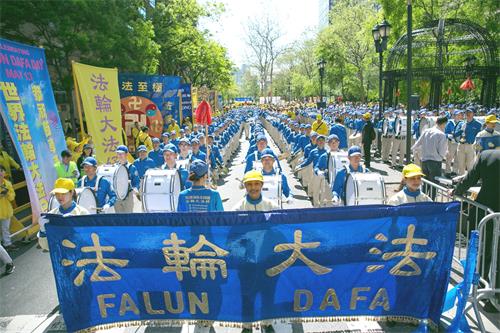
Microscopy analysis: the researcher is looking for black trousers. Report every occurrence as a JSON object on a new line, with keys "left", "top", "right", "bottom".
{"left": 422, "top": 160, "right": 442, "bottom": 200}
{"left": 363, "top": 143, "right": 372, "bottom": 167}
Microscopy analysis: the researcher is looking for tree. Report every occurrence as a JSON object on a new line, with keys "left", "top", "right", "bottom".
{"left": 151, "top": 0, "right": 233, "bottom": 91}
{"left": 317, "top": 0, "right": 379, "bottom": 102}
{"left": 239, "top": 69, "right": 260, "bottom": 100}
{"left": 245, "top": 16, "right": 287, "bottom": 99}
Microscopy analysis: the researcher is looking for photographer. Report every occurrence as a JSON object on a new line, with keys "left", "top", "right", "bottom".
{"left": 0, "top": 165, "right": 16, "bottom": 250}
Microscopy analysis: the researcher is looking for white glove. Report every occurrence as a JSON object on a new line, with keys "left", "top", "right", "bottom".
{"left": 101, "top": 204, "right": 111, "bottom": 212}
{"left": 132, "top": 188, "right": 139, "bottom": 195}
{"left": 332, "top": 196, "right": 340, "bottom": 205}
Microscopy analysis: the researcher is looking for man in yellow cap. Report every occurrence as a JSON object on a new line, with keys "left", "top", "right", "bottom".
{"left": 387, "top": 164, "right": 432, "bottom": 205}
{"left": 233, "top": 170, "right": 279, "bottom": 211}
{"left": 312, "top": 114, "right": 329, "bottom": 136}
{"left": 38, "top": 178, "right": 89, "bottom": 251}
{"left": 475, "top": 114, "right": 500, "bottom": 151}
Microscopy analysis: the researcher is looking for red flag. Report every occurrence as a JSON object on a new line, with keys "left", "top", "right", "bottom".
{"left": 195, "top": 100, "right": 212, "bottom": 125}
{"left": 459, "top": 77, "right": 475, "bottom": 91}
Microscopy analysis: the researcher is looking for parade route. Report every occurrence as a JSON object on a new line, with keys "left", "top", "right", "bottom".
{"left": 1, "top": 127, "right": 498, "bottom": 333}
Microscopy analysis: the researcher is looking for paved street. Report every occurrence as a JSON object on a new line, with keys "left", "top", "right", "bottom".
{"left": 0, "top": 128, "right": 497, "bottom": 333}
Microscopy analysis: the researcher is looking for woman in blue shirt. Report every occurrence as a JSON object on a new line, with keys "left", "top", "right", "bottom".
{"left": 177, "top": 160, "right": 224, "bottom": 212}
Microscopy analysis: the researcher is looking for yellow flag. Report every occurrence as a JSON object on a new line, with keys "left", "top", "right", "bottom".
{"left": 72, "top": 62, "right": 124, "bottom": 164}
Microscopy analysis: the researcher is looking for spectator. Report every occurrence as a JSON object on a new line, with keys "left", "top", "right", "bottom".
{"left": 0, "top": 165, "right": 16, "bottom": 251}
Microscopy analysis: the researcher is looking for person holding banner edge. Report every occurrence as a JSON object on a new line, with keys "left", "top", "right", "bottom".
{"left": 38, "top": 178, "right": 89, "bottom": 251}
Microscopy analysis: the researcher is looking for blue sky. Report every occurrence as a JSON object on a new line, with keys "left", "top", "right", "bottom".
{"left": 200, "top": 0, "right": 319, "bottom": 67}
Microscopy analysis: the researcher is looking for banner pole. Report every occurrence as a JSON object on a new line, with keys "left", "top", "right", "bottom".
{"left": 71, "top": 61, "right": 86, "bottom": 140}
{"left": 178, "top": 89, "right": 183, "bottom": 126}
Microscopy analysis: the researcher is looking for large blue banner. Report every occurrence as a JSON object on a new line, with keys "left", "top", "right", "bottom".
{"left": 0, "top": 38, "right": 67, "bottom": 219}
{"left": 45, "top": 203, "right": 459, "bottom": 332}
{"left": 118, "top": 74, "right": 182, "bottom": 140}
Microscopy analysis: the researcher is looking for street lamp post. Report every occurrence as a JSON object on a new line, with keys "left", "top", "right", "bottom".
{"left": 406, "top": 0, "right": 413, "bottom": 164}
{"left": 318, "top": 59, "right": 326, "bottom": 108}
{"left": 288, "top": 80, "right": 292, "bottom": 102}
{"left": 372, "top": 18, "right": 391, "bottom": 155}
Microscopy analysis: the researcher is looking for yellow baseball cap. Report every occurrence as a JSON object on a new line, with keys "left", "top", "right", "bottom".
{"left": 243, "top": 170, "right": 264, "bottom": 183}
{"left": 363, "top": 112, "right": 372, "bottom": 119}
{"left": 485, "top": 115, "right": 497, "bottom": 124}
{"left": 51, "top": 178, "right": 75, "bottom": 194}
{"left": 402, "top": 164, "right": 425, "bottom": 178}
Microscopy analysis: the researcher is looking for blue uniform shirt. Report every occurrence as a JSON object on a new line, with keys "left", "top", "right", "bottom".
{"left": 190, "top": 150, "right": 207, "bottom": 162}
{"left": 148, "top": 149, "right": 164, "bottom": 167}
{"left": 331, "top": 165, "right": 368, "bottom": 201}
{"left": 177, "top": 186, "right": 224, "bottom": 212}
{"left": 454, "top": 119, "right": 483, "bottom": 144}
{"left": 78, "top": 175, "right": 117, "bottom": 208}
{"left": 119, "top": 162, "right": 140, "bottom": 190}
{"left": 297, "top": 147, "right": 326, "bottom": 169}
{"left": 329, "top": 124, "right": 348, "bottom": 149}
{"left": 133, "top": 157, "right": 156, "bottom": 179}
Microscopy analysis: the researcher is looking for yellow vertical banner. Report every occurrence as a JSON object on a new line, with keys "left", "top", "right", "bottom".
{"left": 192, "top": 86, "right": 198, "bottom": 109}
{"left": 72, "top": 62, "right": 124, "bottom": 164}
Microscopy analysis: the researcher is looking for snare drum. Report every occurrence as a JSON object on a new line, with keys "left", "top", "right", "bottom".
{"left": 327, "top": 151, "right": 349, "bottom": 185}
{"left": 141, "top": 169, "right": 181, "bottom": 212}
{"left": 48, "top": 188, "right": 97, "bottom": 214}
{"left": 344, "top": 172, "right": 386, "bottom": 206}
{"left": 97, "top": 164, "right": 129, "bottom": 200}
{"left": 262, "top": 174, "right": 283, "bottom": 208}
{"left": 394, "top": 117, "right": 407, "bottom": 137}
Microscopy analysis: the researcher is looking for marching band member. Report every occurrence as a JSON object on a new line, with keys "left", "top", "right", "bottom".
{"left": 296, "top": 134, "right": 327, "bottom": 195}
{"left": 387, "top": 164, "right": 432, "bottom": 205}
{"left": 133, "top": 145, "right": 156, "bottom": 179}
{"left": 313, "top": 134, "right": 342, "bottom": 206}
{"left": 177, "top": 160, "right": 223, "bottom": 212}
{"left": 114, "top": 145, "right": 140, "bottom": 213}
{"left": 148, "top": 138, "right": 164, "bottom": 167}
{"left": 54, "top": 150, "right": 79, "bottom": 185}
{"left": 245, "top": 134, "right": 279, "bottom": 173}
{"left": 391, "top": 110, "right": 406, "bottom": 168}
{"left": 79, "top": 157, "right": 117, "bottom": 213}
{"left": 233, "top": 170, "right": 279, "bottom": 211}
{"left": 260, "top": 148, "right": 290, "bottom": 198}
{"left": 159, "top": 132, "right": 171, "bottom": 149}
{"left": 190, "top": 138, "right": 207, "bottom": 162}
{"left": 444, "top": 110, "right": 463, "bottom": 176}
{"left": 329, "top": 117, "right": 348, "bottom": 149}
{"left": 38, "top": 178, "right": 89, "bottom": 251}
{"left": 177, "top": 138, "right": 191, "bottom": 160}
{"left": 331, "top": 146, "right": 369, "bottom": 205}
{"left": 312, "top": 114, "right": 329, "bottom": 136}
{"left": 162, "top": 144, "right": 189, "bottom": 189}
{"left": 379, "top": 111, "right": 394, "bottom": 163}
{"left": 475, "top": 114, "right": 499, "bottom": 151}
{"left": 454, "top": 108, "right": 482, "bottom": 175}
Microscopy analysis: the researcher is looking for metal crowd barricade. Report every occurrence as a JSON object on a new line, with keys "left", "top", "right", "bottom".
{"left": 421, "top": 179, "right": 498, "bottom": 332}
{"left": 469, "top": 212, "right": 500, "bottom": 332}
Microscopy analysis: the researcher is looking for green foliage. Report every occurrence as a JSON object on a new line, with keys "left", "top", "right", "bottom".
{"left": 317, "top": 0, "right": 380, "bottom": 102}
{"left": 0, "top": 0, "right": 234, "bottom": 93}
